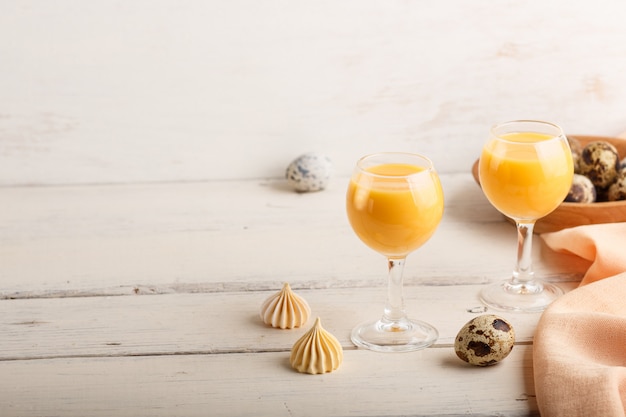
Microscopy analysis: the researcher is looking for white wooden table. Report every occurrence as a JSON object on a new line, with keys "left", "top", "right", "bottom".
{"left": 0, "top": 172, "right": 586, "bottom": 416}
{"left": 2, "top": 1, "right": 625, "bottom": 415}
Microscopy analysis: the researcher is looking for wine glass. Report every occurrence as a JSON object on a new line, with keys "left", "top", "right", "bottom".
{"left": 346, "top": 152, "right": 444, "bottom": 352}
{"left": 478, "top": 120, "right": 574, "bottom": 312}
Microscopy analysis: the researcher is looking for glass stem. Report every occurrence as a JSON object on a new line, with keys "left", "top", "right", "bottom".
{"left": 383, "top": 258, "right": 408, "bottom": 323}
{"left": 512, "top": 220, "right": 536, "bottom": 286}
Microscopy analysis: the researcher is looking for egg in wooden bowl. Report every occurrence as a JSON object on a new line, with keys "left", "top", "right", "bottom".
{"left": 472, "top": 135, "right": 626, "bottom": 234}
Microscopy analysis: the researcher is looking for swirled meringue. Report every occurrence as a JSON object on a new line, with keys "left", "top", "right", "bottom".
{"left": 260, "top": 283, "right": 310, "bottom": 329}
{"left": 290, "top": 317, "right": 343, "bottom": 374}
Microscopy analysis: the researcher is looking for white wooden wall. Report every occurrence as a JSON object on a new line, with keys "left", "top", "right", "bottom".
{"left": 2, "top": 0, "right": 626, "bottom": 186}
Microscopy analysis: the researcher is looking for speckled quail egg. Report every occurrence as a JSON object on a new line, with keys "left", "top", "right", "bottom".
{"left": 454, "top": 314, "right": 515, "bottom": 367}
{"left": 607, "top": 169, "right": 626, "bottom": 201}
{"left": 285, "top": 153, "right": 333, "bottom": 192}
{"left": 565, "top": 174, "right": 596, "bottom": 203}
{"left": 579, "top": 141, "right": 620, "bottom": 189}
{"left": 567, "top": 136, "right": 583, "bottom": 173}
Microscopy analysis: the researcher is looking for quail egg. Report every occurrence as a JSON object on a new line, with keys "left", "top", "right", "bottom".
{"left": 285, "top": 153, "right": 333, "bottom": 192}
{"left": 579, "top": 141, "right": 620, "bottom": 189}
{"left": 454, "top": 314, "right": 515, "bottom": 367}
{"left": 607, "top": 169, "right": 626, "bottom": 201}
{"left": 565, "top": 174, "right": 596, "bottom": 203}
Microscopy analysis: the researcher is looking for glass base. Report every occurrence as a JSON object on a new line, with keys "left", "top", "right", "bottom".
{"left": 350, "top": 317, "right": 438, "bottom": 352}
{"left": 480, "top": 279, "right": 563, "bottom": 313}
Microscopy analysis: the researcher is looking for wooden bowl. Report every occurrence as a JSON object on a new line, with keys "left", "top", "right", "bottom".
{"left": 471, "top": 135, "right": 626, "bottom": 234}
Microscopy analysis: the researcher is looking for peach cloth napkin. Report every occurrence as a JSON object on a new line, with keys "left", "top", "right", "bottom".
{"left": 541, "top": 222, "right": 626, "bottom": 286}
{"left": 534, "top": 223, "right": 626, "bottom": 417}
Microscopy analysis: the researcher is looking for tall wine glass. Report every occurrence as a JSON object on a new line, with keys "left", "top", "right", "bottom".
{"left": 478, "top": 120, "right": 574, "bottom": 312}
{"left": 346, "top": 152, "right": 444, "bottom": 352}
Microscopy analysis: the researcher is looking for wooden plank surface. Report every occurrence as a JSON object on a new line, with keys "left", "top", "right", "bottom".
{"left": 0, "top": 174, "right": 586, "bottom": 297}
{"left": 0, "top": 172, "right": 587, "bottom": 416}
{"left": 0, "top": 284, "right": 578, "bottom": 362}
{"left": 1, "top": 1, "right": 626, "bottom": 185}
{"left": 0, "top": 2, "right": 617, "bottom": 415}
{"left": 0, "top": 347, "right": 539, "bottom": 417}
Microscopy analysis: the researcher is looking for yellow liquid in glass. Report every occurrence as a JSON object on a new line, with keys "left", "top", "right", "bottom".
{"left": 479, "top": 132, "right": 574, "bottom": 220}
{"left": 346, "top": 163, "right": 444, "bottom": 258}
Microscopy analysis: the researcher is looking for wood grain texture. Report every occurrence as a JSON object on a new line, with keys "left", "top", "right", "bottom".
{"left": 0, "top": 173, "right": 586, "bottom": 415}
{"left": 0, "top": 173, "right": 586, "bottom": 416}
{"left": 0, "top": 174, "right": 586, "bottom": 297}
{"left": 1, "top": 284, "right": 582, "bottom": 361}
{"left": 1, "top": 3, "right": 613, "bottom": 412}
{"left": 0, "top": 172, "right": 585, "bottom": 417}
{"left": 0, "top": 347, "right": 538, "bottom": 417}
{"left": 1, "top": 0, "right": 626, "bottom": 185}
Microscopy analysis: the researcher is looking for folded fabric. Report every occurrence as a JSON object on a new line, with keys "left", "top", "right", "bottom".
{"left": 534, "top": 223, "right": 626, "bottom": 416}
{"left": 541, "top": 222, "right": 626, "bottom": 286}
{"left": 533, "top": 273, "right": 626, "bottom": 417}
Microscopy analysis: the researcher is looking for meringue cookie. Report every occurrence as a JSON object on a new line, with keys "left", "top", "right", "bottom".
{"left": 260, "top": 283, "right": 310, "bottom": 329}
{"left": 290, "top": 317, "right": 343, "bottom": 374}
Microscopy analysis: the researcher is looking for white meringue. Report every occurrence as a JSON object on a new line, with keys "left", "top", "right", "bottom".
{"left": 260, "top": 283, "right": 310, "bottom": 329}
